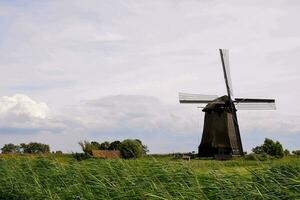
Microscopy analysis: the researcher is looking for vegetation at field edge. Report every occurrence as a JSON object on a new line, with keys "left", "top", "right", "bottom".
{"left": 0, "top": 154, "right": 300, "bottom": 199}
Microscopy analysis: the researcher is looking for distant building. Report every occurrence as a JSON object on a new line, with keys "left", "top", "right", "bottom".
{"left": 92, "top": 150, "right": 121, "bottom": 158}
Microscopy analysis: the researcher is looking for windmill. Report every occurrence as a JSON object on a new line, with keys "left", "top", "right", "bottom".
{"left": 179, "top": 49, "right": 276, "bottom": 157}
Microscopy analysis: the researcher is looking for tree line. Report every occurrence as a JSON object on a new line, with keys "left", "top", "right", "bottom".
{"left": 2, "top": 138, "right": 300, "bottom": 159}
{"left": 1, "top": 142, "right": 50, "bottom": 154}
{"left": 0, "top": 139, "right": 149, "bottom": 159}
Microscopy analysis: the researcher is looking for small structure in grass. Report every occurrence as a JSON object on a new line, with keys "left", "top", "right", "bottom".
{"left": 92, "top": 150, "right": 121, "bottom": 158}
{"left": 182, "top": 155, "right": 190, "bottom": 161}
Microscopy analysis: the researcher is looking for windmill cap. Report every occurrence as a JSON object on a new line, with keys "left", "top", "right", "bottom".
{"left": 202, "top": 95, "right": 231, "bottom": 112}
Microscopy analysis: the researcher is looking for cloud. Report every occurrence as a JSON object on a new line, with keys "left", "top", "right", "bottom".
{"left": 66, "top": 95, "right": 200, "bottom": 134}
{"left": 0, "top": 94, "right": 49, "bottom": 119}
{"left": 0, "top": 94, "right": 65, "bottom": 136}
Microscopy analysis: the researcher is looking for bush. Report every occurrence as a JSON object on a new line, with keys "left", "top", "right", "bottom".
{"left": 54, "top": 151, "right": 63, "bottom": 155}
{"left": 245, "top": 153, "right": 271, "bottom": 161}
{"left": 245, "top": 153, "right": 257, "bottom": 161}
{"left": 120, "top": 139, "right": 143, "bottom": 159}
{"left": 292, "top": 150, "right": 300, "bottom": 156}
{"left": 73, "top": 152, "right": 91, "bottom": 161}
{"left": 78, "top": 141, "right": 95, "bottom": 155}
{"left": 172, "top": 153, "right": 183, "bottom": 160}
{"left": 284, "top": 149, "right": 290, "bottom": 156}
{"left": 252, "top": 146, "right": 264, "bottom": 154}
{"left": 252, "top": 138, "right": 284, "bottom": 158}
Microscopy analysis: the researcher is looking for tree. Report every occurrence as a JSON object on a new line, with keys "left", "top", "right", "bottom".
{"left": 1, "top": 143, "right": 19, "bottom": 154}
{"left": 284, "top": 149, "right": 290, "bottom": 156}
{"left": 108, "top": 140, "right": 121, "bottom": 150}
{"left": 292, "top": 150, "right": 300, "bottom": 156}
{"left": 20, "top": 142, "right": 50, "bottom": 154}
{"left": 135, "top": 139, "right": 149, "bottom": 154}
{"left": 120, "top": 139, "right": 143, "bottom": 159}
{"left": 91, "top": 141, "right": 101, "bottom": 150}
{"left": 20, "top": 143, "right": 27, "bottom": 152}
{"left": 78, "top": 140, "right": 94, "bottom": 155}
{"left": 252, "top": 146, "right": 264, "bottom": 154}
{"left": 100, "top": 141, "right": 110, "bottom": 150}
{"left": 252, "top": 138, "right": 284, "bottom": 158}
{"left": 2, "top": 142, "right": 50, "bottom": 154}
{"left": 54, "top": 150, "right": 63, "bottom": 154}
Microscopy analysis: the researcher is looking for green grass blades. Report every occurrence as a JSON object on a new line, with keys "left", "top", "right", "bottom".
{"left": 0, "top": 155, "right": 299, "bottom": 199}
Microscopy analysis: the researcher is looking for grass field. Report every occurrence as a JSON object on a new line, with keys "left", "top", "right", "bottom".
{"left": 0, "top": 154, "right": 300, "bottom": 200}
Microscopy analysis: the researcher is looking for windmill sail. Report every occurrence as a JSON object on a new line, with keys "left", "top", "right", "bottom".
{"left": 234, "top": 98, "right": 276, "bottom": 110}
{"left": 179, "top": 93, "right": 218, "bottom": 104}
{"left": 220, "top": 49, "right": 234, "bottom": 100}
{"left": 219, "top": 49, "right": 243, "bottom": 155}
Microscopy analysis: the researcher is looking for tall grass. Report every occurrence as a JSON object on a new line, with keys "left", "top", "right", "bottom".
{"left": 0, "top": 155, "right": 299, "bottom": 199}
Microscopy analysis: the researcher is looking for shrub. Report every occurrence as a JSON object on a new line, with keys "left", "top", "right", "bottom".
{"left": 73, "top": 152, "right": 91, "bottom": 161}
{"left": 120, "top": 139, "right": 143, "bottom": 159}
{"left": 252, "top": 138, "right": 284, "bottom": 158}
{"left": 284, "top": 149, "right": 290, "bottom": 156}
{"left": 292, "top": 150, "right": 300, "bottom": 156}
{"left": 257, "top": 152, "right": 272, "bottom": 161}
{"left": 245, "top": 153, "right": 271, "bottom": 161}
{"left": 252, "top": 146, "right": 264, "bottom": 154}
{"left": 245, "top": 153, "right": 257, "bottom": 161}
{"left": 54, "top": 151, "right": 63, "bottom": 155}
{"left": 78, "top": 141, "right": 94, "bottom": 155}
{"left": 173, "top": 153, "right": 182, "bottom": 160}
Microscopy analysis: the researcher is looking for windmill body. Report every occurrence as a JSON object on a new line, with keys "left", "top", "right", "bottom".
{"left": 179, "top": 49, "right": 276, "bottom": 157}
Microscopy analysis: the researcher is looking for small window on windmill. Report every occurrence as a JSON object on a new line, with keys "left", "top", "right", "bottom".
{"left": 232, "top": 148, "right": 239, "bottom": 154}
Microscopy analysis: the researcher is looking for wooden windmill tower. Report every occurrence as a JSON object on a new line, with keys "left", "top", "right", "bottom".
{"left": 179, "top": 49, "right": 276, "bottom": 157}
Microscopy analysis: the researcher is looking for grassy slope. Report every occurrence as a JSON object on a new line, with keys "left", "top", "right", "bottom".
{"left": 0, "top": 154, "right": 299, "bottom": 200}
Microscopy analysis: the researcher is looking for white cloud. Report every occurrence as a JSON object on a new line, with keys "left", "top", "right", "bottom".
{"left": 0, "top": 94, "right": 66, "bottom": 139}
{"left": 0, "top": 94, "right": 50, "bottom": 119}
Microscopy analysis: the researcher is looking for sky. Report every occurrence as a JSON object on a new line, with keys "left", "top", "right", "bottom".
{"left": 0, "top": 0, "right": 299, "bottom": 153}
